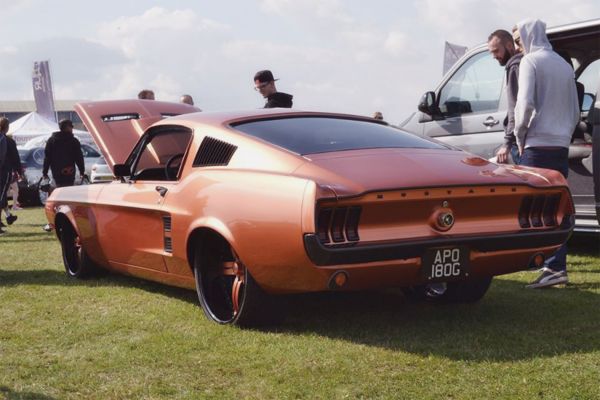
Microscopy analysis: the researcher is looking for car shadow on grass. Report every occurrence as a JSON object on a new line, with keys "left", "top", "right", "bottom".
{"left": 569, "top": 235, "right": 600, "bottom": 256}
{"left": 0, "top": 232, "right": 54, "bottom": 243}
{"left": 3, "top": 268, "right": 599, "bottom": 362}
{"left": 0, "top": 385, "right": 56, "bottom": 400}
{"left": 0, "top": 268, "right": 198, "bottom": 305}
{"left": 277, "top": 278, "right": 600, "bottom": 362}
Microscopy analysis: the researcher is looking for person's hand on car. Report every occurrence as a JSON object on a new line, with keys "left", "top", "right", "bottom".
{"left": 496, "top": 145, "right": 510, "bottom": 163}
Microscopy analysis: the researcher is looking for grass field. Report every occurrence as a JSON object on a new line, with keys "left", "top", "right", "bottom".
{"left": 1, "top": 208, "right": 600, "bottom": 399}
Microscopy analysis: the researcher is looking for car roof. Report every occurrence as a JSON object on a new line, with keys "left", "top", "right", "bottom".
{"left": 152, "top": 109, "right": 382, "bottom": 129}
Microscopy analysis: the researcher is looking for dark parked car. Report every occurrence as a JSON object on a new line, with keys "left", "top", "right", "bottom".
{"left": 17, "top": 144, "right": 101, "bottom": 205}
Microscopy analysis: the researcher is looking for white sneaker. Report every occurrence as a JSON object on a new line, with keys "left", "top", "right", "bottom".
{"left": 526, "top": 268, "right": 568, "bottom": 289}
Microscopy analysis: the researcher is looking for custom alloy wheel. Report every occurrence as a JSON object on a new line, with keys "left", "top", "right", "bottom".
{"left": 193, "top": 235, "right": 282, "bottom": 326}
{"left": 59, "top": 224, "right": 97, "bottom": 279}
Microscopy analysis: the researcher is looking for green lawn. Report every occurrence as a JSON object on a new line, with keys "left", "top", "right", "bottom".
{"left": 1, "top": 208, "right": 600, "bottom": 399}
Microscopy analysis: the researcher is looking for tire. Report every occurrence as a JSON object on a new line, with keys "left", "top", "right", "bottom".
{"left": 445, "top": 277, "right": 493, "bottom": 302}
{"left": 402, "top": 277, "right": 493, "bottom": 303}
{"left": 193, "top": 235, "right": 283, "bottom": 326}
{"left": 59, "top": 223, "right": 98, "bottom": 279}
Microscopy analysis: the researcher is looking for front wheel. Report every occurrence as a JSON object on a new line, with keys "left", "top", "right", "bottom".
{"left": 193, "top": 236, "right": 283, "bottom": 326}
{"left": 59, "top": 223, "right": 99, "bottom": 279}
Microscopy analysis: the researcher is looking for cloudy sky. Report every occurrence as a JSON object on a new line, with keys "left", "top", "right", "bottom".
{"left": 2, "top": 0, "right": 600, "bottom": 123}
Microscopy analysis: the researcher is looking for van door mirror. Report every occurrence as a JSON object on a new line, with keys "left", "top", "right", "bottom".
{"left": 418, "top": 91, "right": 443, "bottom": 120}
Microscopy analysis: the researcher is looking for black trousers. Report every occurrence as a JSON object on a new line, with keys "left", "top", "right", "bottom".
{"left": 0, "top": 169, "right": 11, "bottom": 208}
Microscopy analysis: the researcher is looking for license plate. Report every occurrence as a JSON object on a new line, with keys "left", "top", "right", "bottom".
{"left": 422, "top": 247, "right": 469, "bottom": 281}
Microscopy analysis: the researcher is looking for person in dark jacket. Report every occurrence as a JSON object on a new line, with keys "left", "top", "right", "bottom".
{"left": 42, "top": 119, "right": 85, "bottom": 187}
{"left": 254, "top": 70, "right": 293, "bottom": 108}
{"left": 0, "top": 117, "right": 11, "bottom": 234}
{"left": 487, "top": 29, "right": 523, "bottom": 164}
{"left": 1, "top": 132, "right": 22, "bottom": 226}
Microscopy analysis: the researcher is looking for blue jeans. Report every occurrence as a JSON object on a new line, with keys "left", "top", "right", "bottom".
{"left": 510, "top": 145, "right": 521, "bottom": 165}
{"left": 520, "top": 147, "right": 569, "bottom": 272}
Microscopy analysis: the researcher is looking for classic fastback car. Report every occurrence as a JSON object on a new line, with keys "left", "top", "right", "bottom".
{"left": 46, "top": 100, "right": 575, "bottom": 326}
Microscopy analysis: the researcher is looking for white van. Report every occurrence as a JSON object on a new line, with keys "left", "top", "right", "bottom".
{"left": 400, "top": 19, "right": 600, "bottom": 234}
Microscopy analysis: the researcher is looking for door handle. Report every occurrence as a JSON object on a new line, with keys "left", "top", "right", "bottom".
{"left": 483, "top": 117, "right": 500, "bottom": 127}
{"left": 155, "top": 186, "right": 168, "bottom": 197}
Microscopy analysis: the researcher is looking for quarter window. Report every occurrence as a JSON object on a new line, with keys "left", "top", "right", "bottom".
{"left": 438, "top": 51, "right": 505, "bottom": 117}
{"left": 578, "top": 59, "right": 600, "bottom": 96}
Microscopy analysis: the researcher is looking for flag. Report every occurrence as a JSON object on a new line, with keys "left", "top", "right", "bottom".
{"left": 443, "top": 42, "right": 468, "bottom": 75}
{"left": 32, "top": 61, "right": 57, "bottom": 122}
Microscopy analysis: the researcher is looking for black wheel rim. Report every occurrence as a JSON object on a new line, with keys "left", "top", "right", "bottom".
{"left": 62, "top": 228, "right": 82, "bottom": 276}
{"left": 197, "top": 245, "right": 245, "bottom": 323}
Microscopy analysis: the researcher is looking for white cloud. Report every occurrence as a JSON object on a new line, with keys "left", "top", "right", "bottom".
{"left": 1, "top": 2, "right": 600, "bottom": 124}
{"left": 418, "top": 0, "right": 600, "bottom": 46}
{"left": 259, "top": 0, "right": 354, "bottom": 24}
{"left": 384, "top": 31, "right": 409, "bottom": 57}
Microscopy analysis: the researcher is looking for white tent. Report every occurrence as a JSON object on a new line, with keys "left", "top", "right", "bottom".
{"left": 8, "top": 112, "right": 58, "bottom": 145}
{"left": 8, "top": 111, "right": 91, "bottom": 146}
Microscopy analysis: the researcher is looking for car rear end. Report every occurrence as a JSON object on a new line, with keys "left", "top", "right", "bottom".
{"left": 304, "top": 183, "right": 574, "bottom": 290}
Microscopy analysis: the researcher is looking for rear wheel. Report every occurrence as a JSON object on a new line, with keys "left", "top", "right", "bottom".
{"left": 193, "top": 235, "right": 282, "bottom": 326}
{"left": 59, "top": 223, "right": 98, "bottom": 279}
{"left": 402, "top": 277, "right": 493, "bottom": 303}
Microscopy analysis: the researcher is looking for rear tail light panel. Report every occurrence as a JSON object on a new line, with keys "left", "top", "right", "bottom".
{"left": 519, "top": 194, "right": 561, "bottom": 229}
{"left": 316, "top": 206, "right": 361, "bottom": 245}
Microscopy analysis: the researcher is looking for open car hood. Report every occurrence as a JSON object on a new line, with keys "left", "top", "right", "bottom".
{"left": 75, "top": 100, "right": 201, "bottom": 170}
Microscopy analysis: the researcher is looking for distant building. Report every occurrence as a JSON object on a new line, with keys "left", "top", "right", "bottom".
{"left": 0, "top": 100, "right": 86, "bottom": 130}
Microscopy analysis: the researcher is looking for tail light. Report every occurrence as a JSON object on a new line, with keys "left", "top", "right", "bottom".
{"left": 316, "top": 206, "right": 361, "bottom": 244}
{"left": 518, "top": 194, "right": 560, "bottom": 229}
{"left": 542, "top": 194, "right": 560, "bottom": 227}
{"left": 530, "top": 196, "right": 544, "bottom": 227}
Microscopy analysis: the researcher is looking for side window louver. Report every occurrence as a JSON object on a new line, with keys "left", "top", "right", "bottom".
{"left": 193, "top": 136, "right": 237, "bottom": 167}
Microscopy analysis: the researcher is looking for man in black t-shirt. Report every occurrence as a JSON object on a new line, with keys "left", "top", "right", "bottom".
{"left": 254, "top": 70, "right": 293, "bottom": 108}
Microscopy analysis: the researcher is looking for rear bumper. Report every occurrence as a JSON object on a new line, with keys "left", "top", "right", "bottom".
{"left": 304, "top": 217, "right": 574, "bottom": 266}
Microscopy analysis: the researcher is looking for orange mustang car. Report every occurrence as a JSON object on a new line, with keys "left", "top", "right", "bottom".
{"left": 45, "top": 100, "right": 574, "bottom": 326}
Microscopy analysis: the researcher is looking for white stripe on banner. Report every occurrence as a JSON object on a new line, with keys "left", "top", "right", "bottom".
{"left": 32, "top": 61, "right": 57, "bottom": 122}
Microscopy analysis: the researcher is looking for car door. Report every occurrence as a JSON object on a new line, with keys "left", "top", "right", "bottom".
{"left": 423, "top": 50, "right": 507, "bottom": 159}
{"left": 93, "top": 125, "right": 193, "bottom": 272}
{"left": 593, "top": 83, "right": 600, "bottom": 228}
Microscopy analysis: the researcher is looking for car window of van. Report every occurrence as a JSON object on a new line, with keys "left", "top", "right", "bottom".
{"left": 577, "top": 59, "right": 600, "bottom": 95}
{"left": 438, "top": 51, "right": 504, "bottom": 118}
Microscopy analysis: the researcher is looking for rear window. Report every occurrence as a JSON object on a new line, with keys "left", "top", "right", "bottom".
{"left": 232, "top": 117, "right": 445, "bottom": 155}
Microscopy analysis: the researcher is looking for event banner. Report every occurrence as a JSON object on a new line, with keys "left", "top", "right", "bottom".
{"left": 443, "top": 42, "right": 468, "bottom": 75}
{"left": 32, "top": 60, "right": 57, "bottom": 122}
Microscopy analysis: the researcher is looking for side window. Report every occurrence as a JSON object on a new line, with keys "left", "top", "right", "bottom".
{"left": 438, "top": 51, "right": 505, "bottom": 117}
{"left": 81, "top": 145, "right": 100, "bottom": 158}
{"left": 578, "top": 59, "right": 600, "bottom": 96}
{"left": 131, "top": 127, "right": 193, "bottom": 181}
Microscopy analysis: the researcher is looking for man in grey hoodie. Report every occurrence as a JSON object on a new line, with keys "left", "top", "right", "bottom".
{"left": 513, "top": 18, "right": 580, "bottom": 288}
